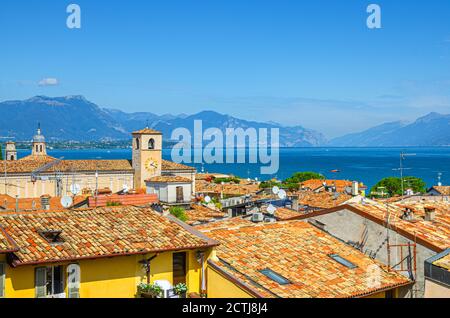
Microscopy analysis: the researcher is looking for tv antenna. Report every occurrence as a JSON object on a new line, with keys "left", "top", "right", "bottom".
{"left": 392, "top": 151, "right": 416, "bottom": 195}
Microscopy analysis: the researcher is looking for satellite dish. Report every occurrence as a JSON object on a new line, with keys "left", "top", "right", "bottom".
{"left": 123, "top": 184, "right": 129, "bottom": 193}
{"left": 272, "top": 186, "right": 280, "bottom": 195}
{"left": 60, "top": 196, "right": 73, "bottom": 208}
{"left": 204, "top": 196, "right": 211, "bottom": 203}
{"left": 70, "top": 183, "right": 81, "bottom": 195}
{"left": 255, "top": 177, "right": 258, "bottom": 182}
{"left": 278, "top": 189, "right": 287, "bottom": 200}
{"left": 267, "top": 204, "right": 276, "bottom": 215}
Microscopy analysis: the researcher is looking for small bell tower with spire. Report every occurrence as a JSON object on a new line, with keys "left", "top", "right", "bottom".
{"left": 32, "top": 123, "right": 47, "bottom": 156}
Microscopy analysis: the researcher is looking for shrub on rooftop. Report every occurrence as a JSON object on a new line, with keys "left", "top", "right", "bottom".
{"left": 213, "top": 177, "right": 241, "bottom": 184}
{"left": 169, "top": 206, "right": 188, "bottom": 222}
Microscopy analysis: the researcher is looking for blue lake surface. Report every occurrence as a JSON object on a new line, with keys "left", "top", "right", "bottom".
{"left": 15, "top": 147, "right": 450, "bottom": 190}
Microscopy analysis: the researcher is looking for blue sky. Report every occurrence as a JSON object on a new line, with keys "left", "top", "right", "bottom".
{"left": 1, "top": 0, "right": 450, "bottom": 137}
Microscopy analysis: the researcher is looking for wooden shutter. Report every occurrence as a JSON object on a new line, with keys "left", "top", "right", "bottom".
{"left": 67, "top": 264, "right": 80, "bottom": 298}
{"left": 0, "top": 263, "right": 5, "bottom": 298}
{"left": 35, "top": 267, "right": 47, "bottom": 298}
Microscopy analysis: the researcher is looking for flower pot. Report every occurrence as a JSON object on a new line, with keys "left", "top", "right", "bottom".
{"left": 141, "top": 292, "right": 158, "bottom": 298}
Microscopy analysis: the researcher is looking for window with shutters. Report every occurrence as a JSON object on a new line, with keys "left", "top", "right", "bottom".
{"left": 173, "top": 252, "right": 187, "bottom": 285}
{"left": 35, "top": 266, "right": 65, "bottom": 298}
{"left": 0, "top": 263, "right": 5, "bottom": 298}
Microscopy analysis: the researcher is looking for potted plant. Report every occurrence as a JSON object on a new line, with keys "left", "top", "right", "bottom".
{"left": 138, "top": 282, "right": 163, "bottom": 298}
{"left": 173, "top": 283, "right": 188, "bottom": 298}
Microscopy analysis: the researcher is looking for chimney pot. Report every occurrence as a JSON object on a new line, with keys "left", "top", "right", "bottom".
{"left": 424, "top": 207, "right": 436, "bottom": 222}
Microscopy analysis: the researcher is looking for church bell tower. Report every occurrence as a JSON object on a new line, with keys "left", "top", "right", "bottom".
{"left": 132, "top": 127, "right": 162, "bottom": 190}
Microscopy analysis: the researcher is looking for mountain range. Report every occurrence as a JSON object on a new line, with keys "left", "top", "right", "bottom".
{"left": 0, "top": 96, "right": 326, "bottom": 147}
{"left": 329, "top": 112, "right": 450, "bottom": 147}
{"left": 0, "top": 95, "right": 449, "bottom": 147}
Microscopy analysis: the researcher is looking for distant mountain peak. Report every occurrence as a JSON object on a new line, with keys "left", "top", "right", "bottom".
{"left": 415, "top": 112, "right": 447, "bottom": 123}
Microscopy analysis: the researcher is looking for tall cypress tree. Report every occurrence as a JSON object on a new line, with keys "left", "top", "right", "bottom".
{"left": 0, "top": 144, "right": 3, "bottom": 161}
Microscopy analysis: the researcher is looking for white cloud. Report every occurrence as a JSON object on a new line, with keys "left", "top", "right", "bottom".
{"left": 38, "top": 78, "right": 59, "bottom": 86}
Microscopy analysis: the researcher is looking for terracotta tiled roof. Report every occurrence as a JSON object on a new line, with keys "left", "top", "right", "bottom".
{"left": 292, "top": 191, "right": 352, "bottom": 209}
{"left": 430, "top": 186, "right": 450, "bottom": 196}
{"left": 434, "top": 253, "right": 450, "bottom": 271}
{"left": 300, "top": 201, "right": 450, "bottom": 252}
{"left": 146, "top": 176, "right": 192, "bottom": 183}
{"left": 161, "top": 159, "right": 196, "bottom": 171}
{"left": 132, "top": 128, "right": 162, "bottom": 135}
{"left": 0, "top": 226, "right": 18, "bottom": 253}
{"left": 0, "top": 206, "right": 217, "bottom": 266}
{"left": 0, "top": 194, "right": 86, "bottom": 212}
{"left": 274, "top": 207, "right": 302, "bottom": 221}
{"left": 185, "top": 204, "right": 228, "bottom": 225}
{"left": 348, "top": 201, "right": 450, "bottom": 252}
{"left": 87, "top": 194, "right": 158, "bottom": 207}
{"left": 195, "top": 180, "right": 260, "bottom": 196}
{"left": 19, "top": 154, "right": 57, "bottom": 162}
{"left": 301, "top": 179, "right": 353, "bottom": 193}
{"left": 195, "top": 173, "right": 231, "bottom": 180}
{"left": 4, "top": 156, "right": 194, "bottom": 174}
{"left": 201, "top": 220, "right": 411, "bottom": 298}
{"left": 3, "top": 158, "right": 133, "bottom": 174}
{"left": 195, "top": 216, "right": 252, "bottom": 231}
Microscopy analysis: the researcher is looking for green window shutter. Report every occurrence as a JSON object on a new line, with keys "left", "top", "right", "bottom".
{"left": 35, "top": 267, "right": 47, "bottom": 298}
{"left": 0, "top": 263, "right": 5, "bottom": 298}
{"left": 67, "top": 264, "right": 80, "bottom": 298}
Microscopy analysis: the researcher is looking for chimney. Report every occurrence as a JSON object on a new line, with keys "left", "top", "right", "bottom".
{"left": 40, "top": 195, "right": 50, "bottom": 211}
{"left": 15, "top": 195, "right": 19, "bottom": 212}
{"left": 424, "top": 207, "right": 436, "bottom": 222}
{"left": 292, "top": 196, "right": 299, "bottom": 211}
{"left": 352, "top": 181, "right": 359, "bottom": 196}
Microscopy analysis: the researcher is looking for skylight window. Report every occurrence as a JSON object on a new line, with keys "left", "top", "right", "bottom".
{"left": 329, "top": 254, "right": 357, "bottom": 269}
{"left": 39, "top": 230, "right": 64, "bottom": 244}
{"left": 259, "top": 269, "right": 291, "bottom": 285}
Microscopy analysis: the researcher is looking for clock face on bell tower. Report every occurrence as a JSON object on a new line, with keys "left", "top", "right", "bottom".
{"left": 145, "top": 158, "right": 159, "bottom": 174}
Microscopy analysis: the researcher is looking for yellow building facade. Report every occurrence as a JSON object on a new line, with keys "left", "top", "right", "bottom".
{"left": 0, "top": 206, "right": 217, "bottom": 298}
{"left": 1, "top": 250, "right": 210, "bottom": 298}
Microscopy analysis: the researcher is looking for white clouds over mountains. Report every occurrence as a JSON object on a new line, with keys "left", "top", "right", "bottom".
{"left": 38, "top": 78, "right": 59, "bottom": 86}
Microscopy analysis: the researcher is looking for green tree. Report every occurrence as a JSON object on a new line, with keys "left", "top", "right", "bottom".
{"left": 213, "top": 177, "right": 241, "bottom": 184}
{"left": 284, "top": 171, "right": 325, "bottom": 184}
{"left": 169, "top": 206, "right": 188, "bottom": 222}
{"left": 0, "top": 144, "right": 3, "bottom": 161}
{"left": 370, "top": 176, "right": 426, "bottom": 197}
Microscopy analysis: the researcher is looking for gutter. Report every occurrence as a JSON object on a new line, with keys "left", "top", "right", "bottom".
{"left": 347, "top": 280, "right": 414, "bottom": 298}
{"left": 8, "top": 244, "right": 216, "bottom": 268}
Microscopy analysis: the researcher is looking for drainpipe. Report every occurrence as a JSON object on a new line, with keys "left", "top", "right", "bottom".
{"left": 197, "top": 251, "right": 206, "bottom": 297}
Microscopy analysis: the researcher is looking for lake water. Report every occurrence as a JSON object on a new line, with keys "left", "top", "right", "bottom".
{"left": 15, "top": 147, "right": 450, "bottom": 190}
